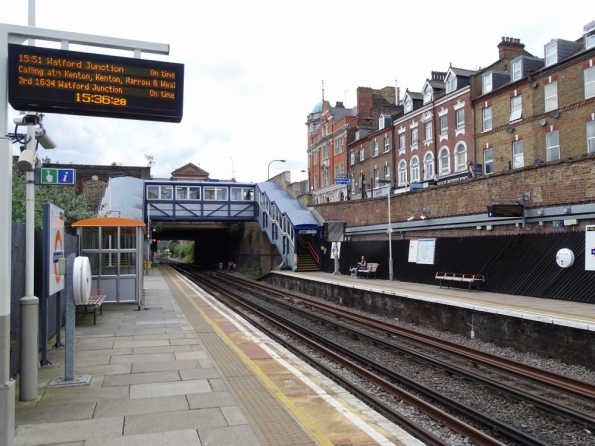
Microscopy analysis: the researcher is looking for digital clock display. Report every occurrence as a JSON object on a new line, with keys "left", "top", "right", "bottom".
{"left": 8, "top": 44, "right": 184, "bottom": 123}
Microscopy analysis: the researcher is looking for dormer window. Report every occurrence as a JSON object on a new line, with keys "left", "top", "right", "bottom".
{"left": 512, "top": 59, "right": 522, "bottom": 81}
{"left": 445, "top": 75, "right": 457, "bottom": 94}
{"left": 404, "top": 96, "right": 413, "bottom": 113}
{"left": 545, "top": 41, "right": 557, "bottom": 66}
{"left": 585, "top": 20, "right": 595, "bottom": 49}
{"left": 482, "top": 73, "right": 492, "bottom": 94}
{"left": 423, "top": 87, "right": 433, "bottom": 104}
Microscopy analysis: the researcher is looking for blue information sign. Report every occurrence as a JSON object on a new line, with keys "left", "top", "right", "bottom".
{"left": 38, "top": 168, "right": 76, "bottom": 185}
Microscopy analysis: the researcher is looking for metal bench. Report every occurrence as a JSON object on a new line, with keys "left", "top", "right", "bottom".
{"left": 358, "top": 263, "right": 379, "bottom": 279}
{"left": 435, "top": 272, "right": 485, "bottom": 292}
{"left": 75, "top": 289, "right": 106, "bottom": 325}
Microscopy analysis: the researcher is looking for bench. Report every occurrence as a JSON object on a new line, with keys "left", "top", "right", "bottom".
{"left": 352, "top": 263, "right": 379, "bottom": 279}
{"left": 435, "top": 272, "right": 485, "bottom": 292}
{"left": 76, "top": 289, "right": 106, "bottom": 325}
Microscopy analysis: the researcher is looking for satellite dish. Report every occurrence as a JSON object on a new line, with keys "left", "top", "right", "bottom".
{"left": 530, "top": 81, "right": 538, "bottom": 88}
{"left": 506, "top": 125, "right": 514, "bottom": 133}
{"left": 538, "top": 118, "right": 546, "bottom": 126}
{"left": 551, "top": 110, "right": 560, "bottom": 119}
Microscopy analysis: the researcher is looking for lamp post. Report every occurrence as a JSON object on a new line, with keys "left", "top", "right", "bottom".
{"left": 378, "top": 179, "right": 393, "bottom": 281}
{"left": 268, "top": 159, "right": 286, "bottom": 179}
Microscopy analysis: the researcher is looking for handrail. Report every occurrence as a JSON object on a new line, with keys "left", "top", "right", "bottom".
{"left": 297, "top": 234, "right": 320, "bottom": 265}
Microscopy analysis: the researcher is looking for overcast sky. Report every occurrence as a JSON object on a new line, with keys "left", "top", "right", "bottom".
{"left": 4, "top": 1, "right": 590, "bottom": 182}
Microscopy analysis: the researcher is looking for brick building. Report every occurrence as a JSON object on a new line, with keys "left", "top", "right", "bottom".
{"left": 305, "top": 86, "right": 400, "bottom": 204}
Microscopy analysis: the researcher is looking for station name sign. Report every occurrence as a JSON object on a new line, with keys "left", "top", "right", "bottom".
{"left": 8, "top": 44, "right": 184, "bottom": 123}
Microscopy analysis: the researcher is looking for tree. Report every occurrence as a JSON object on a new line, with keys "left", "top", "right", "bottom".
{"left": 12, "top": 161, "right": 97, "bottom": 232}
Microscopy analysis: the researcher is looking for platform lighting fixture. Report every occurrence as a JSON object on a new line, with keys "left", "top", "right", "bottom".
{"left": 267, "top": 159, "right": 286, "bottom": 179}
{"left": 378, "top": 179, "right": 393, "bottom": 280}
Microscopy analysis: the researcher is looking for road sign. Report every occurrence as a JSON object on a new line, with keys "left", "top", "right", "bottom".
{"left": 37, "top": 168, "right": 76, "bottom": 185}
{"left": 335, "top": 177, "right": 350, "bottom": 185}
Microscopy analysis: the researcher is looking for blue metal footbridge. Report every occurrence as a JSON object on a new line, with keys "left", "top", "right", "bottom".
{"left": 143, "top": 180, "right": 323, "bottom": 271}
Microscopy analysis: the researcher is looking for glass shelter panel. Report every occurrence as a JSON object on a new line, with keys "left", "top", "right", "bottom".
{"left": 81, "top": 227, "right": 99, "bottom": 249}
{"left": 101, "top": 226, "right": 118, "bottom": 249}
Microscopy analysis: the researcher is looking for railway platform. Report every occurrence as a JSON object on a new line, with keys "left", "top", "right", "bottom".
{"left": 280, "top": 271, "right": 595, "bottom": 331}
{"left": 13, "top": 266, "right": 423, "bottom": 446}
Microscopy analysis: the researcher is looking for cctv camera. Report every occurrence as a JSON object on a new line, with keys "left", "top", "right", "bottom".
{"left": 13, "top": 115, "right": 41, "bottom": 126}
{"left": 35, "top": 128, "right": 57, "bottom": 149}
{"left": 407, "top": 215, "right": 415, "bottom": 221}
{"left": 18, "top": 149, "right": 35, "bottom": 172}
{"left": 420, "top": 215, "right": 427, "bottom": 220}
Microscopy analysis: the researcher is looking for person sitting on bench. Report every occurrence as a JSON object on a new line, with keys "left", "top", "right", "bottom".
{"left": 351, "top": 255, "right": 366, "bottom": 278}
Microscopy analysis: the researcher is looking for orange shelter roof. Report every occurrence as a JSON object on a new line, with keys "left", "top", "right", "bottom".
{"left": 72, "top": 217, "right": 146, "bottom": 227}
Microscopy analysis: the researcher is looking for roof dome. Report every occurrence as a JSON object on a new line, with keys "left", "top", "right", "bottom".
{"left": 311, "top": 101, "right": 323, "bottom": 113}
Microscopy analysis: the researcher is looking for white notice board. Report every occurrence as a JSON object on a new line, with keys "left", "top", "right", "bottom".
{"left": 586, "top": 226, "right": 595, "bottom": 271}
{"left": 408, "top": 238, "right": 436, "bottom": 264}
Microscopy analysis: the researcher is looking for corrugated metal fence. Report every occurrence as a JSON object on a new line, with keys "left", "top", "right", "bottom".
{"left": 325, "top": 231, "right": 595, "bottom": 303}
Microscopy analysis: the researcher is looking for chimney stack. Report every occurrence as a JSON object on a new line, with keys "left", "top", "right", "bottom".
{"left": 498, "top": 37, "right": 526, "bottom": 60}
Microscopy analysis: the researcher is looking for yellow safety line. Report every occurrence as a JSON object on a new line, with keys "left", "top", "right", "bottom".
{"left": 164, "top": 268, "right": 334, "bottom": 446}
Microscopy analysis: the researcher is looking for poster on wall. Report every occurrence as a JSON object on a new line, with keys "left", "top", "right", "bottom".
{"left": 408, "top": 238, "right": 436, "bottom": 264}
{"left": 586, "top": 226, "right": 595, "bottom": 271}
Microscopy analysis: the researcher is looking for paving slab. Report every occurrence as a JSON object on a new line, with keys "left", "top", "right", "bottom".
{"left": 123, "top": 408, "right": 227, "bottom": 436}
{"left": 130, "top": 379, "right": 212, "bottom": 399}
{"left": 73, "top": 363, "right": 131, "bottom": 377}
{"left": 186, "top": 391, "right": 237, "bottom": 410}
{"left": 112, "top": 340, "right": 171, "bottom": 348}
{"left": 110, "top": 353, "right": 175, "bottom": 364}
{"left": 131, "top": 333, "right": 187, "bottom": 341}
{"left": 169, "top": 338, "right": 201, "bottom": 346}
{"left": 94, "top": 395, "right": 189, "bottom": 418}
{"left": 85, "top": 429, "right": 201, "bottom": 446}
{"left": 179, "top": 368, "right": 221, "bottom": 381}
{"left": 174, "top": 351, "right": 209, "bottom": 361}
{"left": 14, "top": 417, "right": 123, "bottom": 446}
{"left": 36, "top": 384, "right": 129, "bottom": 406}
{"left": 132, "top": 345, "right": 192, "bottom": 354}
{"left": 103, "top": 370, "right": 180, "bottom": 387}
{"left": 131, "top": 359, "right": 200, "bottom": 373}
{"left": 15, "top": 401, "right": 96, "bottom": 426}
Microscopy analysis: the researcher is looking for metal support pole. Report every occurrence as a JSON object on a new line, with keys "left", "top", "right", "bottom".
{"left": 388, "top": 190, "right": 394, "bottom": 281}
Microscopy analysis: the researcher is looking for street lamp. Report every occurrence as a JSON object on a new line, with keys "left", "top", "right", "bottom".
{"left": 378, "top": 179, "right": 393, "bottom": 281}
{"left": 268, "top": 159, "right": 286, "bottom": 179}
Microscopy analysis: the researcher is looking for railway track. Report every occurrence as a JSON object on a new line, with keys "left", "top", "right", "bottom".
{"left": 165, "top": 261, "right": 595, "bottom": 445}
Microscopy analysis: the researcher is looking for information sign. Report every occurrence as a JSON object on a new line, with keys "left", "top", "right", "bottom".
{"left": 586, "top": 226, "right": 595, "bottom": 271}
{"left": 335, "top": 177, "right": 350, "bottom": 185}
{"left": 8, "top": 44, "right": 184, "bottom": 123}
{"left": 38, "top": 168, "right": 75, "bottom": 185}
{"left": 487, "top": 204, "right": 524, "bottom": 218}
{"left": 45, "top": 204, "right": 65, "bottom": 295}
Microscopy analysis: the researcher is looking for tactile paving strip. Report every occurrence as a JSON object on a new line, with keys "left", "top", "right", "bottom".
{"left": 162, "top": 268, "right": 318, "bottom": 446}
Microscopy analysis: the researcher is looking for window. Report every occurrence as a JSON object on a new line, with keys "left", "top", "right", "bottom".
{"left": 456, "top": 108, "right": 465, "bottom": 129}
{"left": 399, "top": 132, "right": 406, "bottom": 151}
{"left": 586, "top": 66, "right": 595, "bottom": 99}
{"left": 545, "top": 42, "right": 557, "bottom": 66}
{"left": 313, "top": 174, "right": 318, "bottom": 189}
{"left": 544, "top": 81, "right": 558, "bottom": 112}
{"left": 410, "top": 156, "right": 420, "bottom": 182}
{"left": 512, "top": 140, "right": 524, "bottom": 169}
{"left": 546, "top": 130, "right": 560, "bottom": 161}
{"left": 455, "top": 143, "right": 467, "bottom": 171}
{"left": 350, "top": 151, "right": 355, "bottom": 165}
{"left": 483, "top": 73, "right": 492, "bottom": 94}
{"left": 231, "top": 187, "right": 254, "bottom": 201}
{"left": 424, "top": 152, "right": 434, "bottom": 179}
{"left": 160, "top": 186, "right": 172, "bottom": 200}
{"left": 425, "top": 122, "right": 433, "bottom": 141}
{"left": 322, "top": 124, "right": 328, "bottom": 136}
{"left": 204, "top": 187, "right": 227, "bottom": 200}
{"left": 384, "top": 137, "right": 390, "bottom": 152}
{"left": 510, "top": 95, "right": 522, "bottom": 122}
{"left": 439, "top": 147, "right": 450, "bottom": 175}
{"left": 359, "top": 147, "right": 365, "bottom": 161}
{"left": 384, "top": 164, "right": 391, "bottom": 180}
{"left": 175, "top": 186, "right": 188, "bottom": 200}
{"left": 333, "top": 139, "right": 339, "bottom": 155}
{"left": 446, "top": 76, "right": 456, "bottom": 94}
{"left": 322, "top": 145, "right": 329, "bottom": 160}
{"left": 147, "top": 186, "right": 159, "bottom": 200}
{"left": 404, "top": 97, "right": 412, "bottom": 113}
{"left": 339, "top": 137, "right": 344, "bottom": 153}
{"left": 398, "top": 160, "right": 408, "bottom": 185}
{"left": 373, "top": 141, "right": 379, "bottom": 157}
{"left": 423, "top": 88, "right": 432, "bottom": 104}
{"left": 483, "top": 107, "right": 492, "bottom": 132}
{"left": 322, "top": 170, "right": 329, "bottom": 187}
{"left": 313, "top": 150, "right": 318, "bottom": 165}
{"left": 411, "top": 127, "right": 418, "bottom": 146}
{"left": 512, "top": 59, "right": 522, "bottom": 81}
{"left": 374, "top": 168, "right": 380, "bottom": 187}
{"left": 189, "top": 187, "right": 200, "bottom": 199}
{"left": 588, "top": 121, "right": 595, "bottom": 153}
{"left": 484, "top": 148, "right": 494, "bottom": 174}
{"left": 440, "top": 115, "right": 448, "bottom": 134}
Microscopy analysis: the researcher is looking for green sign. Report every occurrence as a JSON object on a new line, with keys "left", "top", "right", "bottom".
{"left": 37, "top": 168, "right": 76, "bottom": 185}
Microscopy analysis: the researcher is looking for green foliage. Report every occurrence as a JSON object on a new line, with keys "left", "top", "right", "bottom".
{"left": 245, "top": 265, "right": 262, "bottom": 277}
{"left": 12, "top": 163, "right": 97, "bottom": 230}
{"left": 171, "top": 241, "right": 194, "bottom": 263}
{"left": 228, "top": 222, "right": 244, "bottom": 236}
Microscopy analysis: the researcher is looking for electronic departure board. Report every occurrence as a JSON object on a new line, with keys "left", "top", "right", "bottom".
{"left": 8, "top": 44, "right": 184, "bottom": 123}
{"left": 487, "top": 204, "right": 524, "bottom": 218}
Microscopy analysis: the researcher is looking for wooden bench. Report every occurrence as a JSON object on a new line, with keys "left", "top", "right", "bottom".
{"left": 435, "top": 272, "right": 485, "bottom": 292}
{"left": 355, "top": 263, "right": 379, "bottom": 279}
{"left": 76, "top": 289, "right": 106, "bottom": 325}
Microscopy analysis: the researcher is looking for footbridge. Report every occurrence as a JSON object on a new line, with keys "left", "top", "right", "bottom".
{"left": 143, "top": 180, "right": 323, "bottom": 271}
